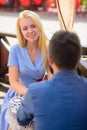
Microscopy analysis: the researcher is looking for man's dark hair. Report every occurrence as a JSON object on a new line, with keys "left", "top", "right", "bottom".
{"left": 48, "top": 30, "right": 82, "bottom": 70}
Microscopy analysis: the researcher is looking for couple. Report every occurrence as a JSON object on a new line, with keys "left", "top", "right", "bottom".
{"left": 16, "top": 30, "right": 87, "bottom": 130}
{"left": 0, "top": 10, "right": 87, "bottom": 130}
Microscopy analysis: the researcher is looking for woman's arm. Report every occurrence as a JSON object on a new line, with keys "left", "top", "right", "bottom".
{"left": 8, "top": 66, "right": 28, "bottom": 95}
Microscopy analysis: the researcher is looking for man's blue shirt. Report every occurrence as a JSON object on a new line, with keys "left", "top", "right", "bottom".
{"left": 17, "top": 70, "right": 87, "bottom": 130}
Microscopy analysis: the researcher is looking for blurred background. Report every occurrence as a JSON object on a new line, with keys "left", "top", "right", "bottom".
{"left": 0, "top": 0, "right": 87, "bottom": 46}
{"left": 0, "top": 0, "right": 87, "bottom": 14}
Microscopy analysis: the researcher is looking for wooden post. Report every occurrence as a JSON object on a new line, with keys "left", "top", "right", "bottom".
{"left": 56, "top": 0, "right": 76, "bottom": 31}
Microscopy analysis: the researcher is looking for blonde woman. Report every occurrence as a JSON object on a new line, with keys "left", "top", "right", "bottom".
{"left": 0, "top": 10, "right": 49, "bottom": 130}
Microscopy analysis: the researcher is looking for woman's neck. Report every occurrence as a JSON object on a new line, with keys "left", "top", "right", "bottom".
{"left": 27, "top": 41, "right": 38, "bottom": 52}
{"left": 26, "top": 42, "right": 40, "bottom": 64}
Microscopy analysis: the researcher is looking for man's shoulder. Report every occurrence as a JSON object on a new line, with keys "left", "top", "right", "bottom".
{"left": 82, "top": 77, "right": 87, "bottom": 86}
{"left": 29, "top": 80, "right": 50, "bottom": 91}
{"left": 27, "top": 80, "right": 53, "bottom": 101}
{"left": 78, "top": 75, "right": 87, "bottom": 84}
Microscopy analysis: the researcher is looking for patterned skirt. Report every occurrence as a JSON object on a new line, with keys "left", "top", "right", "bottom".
{"left": 5, "top": 95, "right": 34, "bottom": 130}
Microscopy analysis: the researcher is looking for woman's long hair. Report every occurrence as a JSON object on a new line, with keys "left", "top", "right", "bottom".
{"left": 16, "top": 10, "right": 49, "bottom": 69}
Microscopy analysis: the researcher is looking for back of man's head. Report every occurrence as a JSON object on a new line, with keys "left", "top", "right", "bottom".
{"left": 48, "top": 30, "right": 82, "bottom": 70}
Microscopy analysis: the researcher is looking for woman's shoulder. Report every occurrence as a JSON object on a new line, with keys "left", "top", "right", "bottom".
{"left": 10, "top": 43, "right": 23, "bottom": 52}
{"left": 9, "top": 44, "right": 26, "bottom": 57}
{"left": 11, "top": 43, "right": 20, "bottom": 49}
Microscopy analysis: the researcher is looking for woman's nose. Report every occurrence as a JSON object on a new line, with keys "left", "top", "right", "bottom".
{"left": 28, "top": 27, "right": 33, "bottom": 33}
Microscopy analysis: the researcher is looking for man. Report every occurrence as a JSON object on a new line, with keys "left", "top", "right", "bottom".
{"left": 16, "top": 30, "right": 87, "bottom": 130}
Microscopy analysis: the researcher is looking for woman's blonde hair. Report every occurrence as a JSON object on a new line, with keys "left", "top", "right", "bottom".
{"left": 16, "top": 10, "right": 49, "bottom": 69}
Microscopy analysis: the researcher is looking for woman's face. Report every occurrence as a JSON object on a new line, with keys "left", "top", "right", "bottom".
{"left": 19, "top": 17, "right": 40, "bottom": 43}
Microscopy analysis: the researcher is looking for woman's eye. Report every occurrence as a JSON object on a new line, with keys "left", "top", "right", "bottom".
{"left": 22, "top": 27, "right": 28, "bottom": 30}
{"left": 21, "top": 24, "right": 36, "bottom": 31}
{"left": 31, "top": 24, "right": 36, "bottom": 28}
